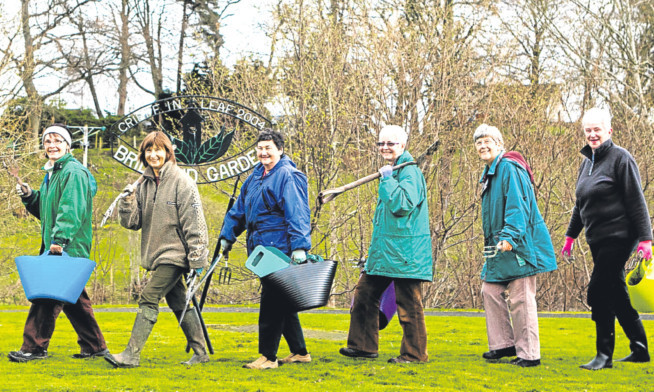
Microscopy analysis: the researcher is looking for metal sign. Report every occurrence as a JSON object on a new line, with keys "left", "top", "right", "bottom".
{"left": 109, "top": 95, "right": 272, "bottom": 184}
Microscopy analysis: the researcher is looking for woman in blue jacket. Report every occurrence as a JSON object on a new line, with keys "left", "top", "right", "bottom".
{"left": 475, "top": 124, "right": 557, "bottom": 368}
{"left": 220, "top": 129, "right": 311, "bottom": 370}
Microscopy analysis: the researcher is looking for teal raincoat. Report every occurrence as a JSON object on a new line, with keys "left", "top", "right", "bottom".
{"left": 479, "top": 152, "right": 557, "bottom": 282}
{"left": 22, "top": 153, "right": 97, "bottom": 259}
{"left": 366, "top": 151, "right": 433, "bottom": 281}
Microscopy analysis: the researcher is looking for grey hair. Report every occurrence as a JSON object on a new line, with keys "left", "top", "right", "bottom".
{"left": 379, "top": 125, "right": 408, "bottom": 144}
{"left": 473, "top": 124, "right": 504, "bottom": 146}
{"left": 581, "top": 108, "right": 612, "bottom": 131}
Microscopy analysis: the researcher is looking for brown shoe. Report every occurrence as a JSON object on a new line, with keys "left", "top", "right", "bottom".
{"left": 279, "top": 353, "right": 312, "bottom": 364}
{"left": 243, "top": 356, "right": 278, "bottom": 369}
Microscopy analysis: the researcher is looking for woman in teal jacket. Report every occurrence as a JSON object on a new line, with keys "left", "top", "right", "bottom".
{"left": 475, "top": 124, "right": 557, "bottom": 368}
{"left": 340, "top": 125, "right": 432, "bottom": 364}
{"left": 9, "top": 124, "right": 108, "bottom": 363}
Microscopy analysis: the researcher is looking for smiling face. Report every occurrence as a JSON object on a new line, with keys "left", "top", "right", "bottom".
{"left": 378, "top": 131, "right": 406, "bottom": 164}
{"left": 256, "top": 140, "right": 283, "bottom": 171}
{"left": 43, "top": 133, "right": 68, "bottom": 163}
{"left": 145, "top": 145, "right": 167, "bottom": 174}
{"left": 475, "top": 136, "right": 502, "bottom": 164}
{"left": 583, "top": 120, "right": 612, "bottom": 150}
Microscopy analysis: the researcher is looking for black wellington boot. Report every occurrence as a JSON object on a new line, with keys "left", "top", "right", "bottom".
{"left": 617, "top": 318, "right": 650, "bottom": 363}
{"left": 580, "top": 319, "right": 614, "bottom": 370}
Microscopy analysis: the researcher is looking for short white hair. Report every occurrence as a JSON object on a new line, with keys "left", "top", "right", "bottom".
{"left": 379, "top": 125, "right": 408, "bottom": 144}
{"left": 473, "top": 124, "right": 504, "bottom": 146}
{"left": 581, "top": 108, "right": 612, "bottom": 130}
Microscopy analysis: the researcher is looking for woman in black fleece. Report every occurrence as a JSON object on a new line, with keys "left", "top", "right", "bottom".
{"left": 561, "top": 108, "right": 652, "bottom": 370}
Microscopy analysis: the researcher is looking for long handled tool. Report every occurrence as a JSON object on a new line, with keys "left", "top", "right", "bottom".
{"left": 318, "top": 139, "right": 440, "bottom": 205}
{"left": 100, "top": 176, "right": 145, "bottom": 227}
{"left": 198, "top": 175, "right": 241, "bottom": 310}
{"left": 181, "top": 176, "right": 241, "bottom": 353}
{"left": 179, "top": 268, "right": 216, "bottom": 355}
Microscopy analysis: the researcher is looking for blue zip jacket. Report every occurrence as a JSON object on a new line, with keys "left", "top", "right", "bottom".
{"left": 479, "top": 152, "right": 557, "bottom": 282}
{"left": 220, "top": 155, "right": 311, "bottom": 256}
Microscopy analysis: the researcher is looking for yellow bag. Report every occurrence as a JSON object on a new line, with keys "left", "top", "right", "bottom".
{"left": 627, "top": 257, "right": 654, "bottom": 313}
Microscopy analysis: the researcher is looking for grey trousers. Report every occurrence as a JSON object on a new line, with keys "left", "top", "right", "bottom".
{"left": 481, "top": 275, "right": 540, "bottom": 360}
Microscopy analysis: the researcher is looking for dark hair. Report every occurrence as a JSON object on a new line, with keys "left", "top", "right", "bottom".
{"left": 257, "top": 129, "right": 284, "bottom": 151}
{"left": 138, "top": 131, "right": 177, "bottom": 167}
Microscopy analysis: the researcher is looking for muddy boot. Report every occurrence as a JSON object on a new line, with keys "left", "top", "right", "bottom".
{"left": 617, "top": 317, "right": 650, "bottom": 363}
{"left": 580, "top": 319, "right": 614, "bottom": 370}
{"left": 104, "top": 307, "right": 157, "bottom": 368}
{"left": 177, "top": 310, "right": 209, "bottom": 366}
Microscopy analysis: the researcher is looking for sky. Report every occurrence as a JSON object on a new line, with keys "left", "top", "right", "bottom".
{"left": 0, "top": 0, "right": 276, "bottom": 116}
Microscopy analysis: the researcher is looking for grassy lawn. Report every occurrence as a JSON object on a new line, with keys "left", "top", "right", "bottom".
{"left": 1, "top": 308, "right": 652, "bottom": 391}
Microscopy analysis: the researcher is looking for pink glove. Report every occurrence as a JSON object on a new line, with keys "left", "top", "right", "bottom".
{"left": 637, "top": 240, "right": 653, "bottom": 261}
{"left": 561, "top": 236, "right": 575, "bottom": 257}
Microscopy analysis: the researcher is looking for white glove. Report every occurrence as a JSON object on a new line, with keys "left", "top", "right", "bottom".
{"left": 220, "top": 239, "right": 233, "bottom": 256}
{"left": 123, "top": 183, "right": 137, "bottom": 195}
{"left": 16, "top": 183, "right": 31, "bottom": 198}
{"left": 291, "top": 249, "right": 307, "bottom": 263}
{"left": 122, "top": 183, "right": 137, "bottom": 201}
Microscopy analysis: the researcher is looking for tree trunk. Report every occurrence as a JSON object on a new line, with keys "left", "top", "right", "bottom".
{"left": 20, "top": 0, "right": 42, "bottom": 140}
{"left": 117, "top": 0, "right": 130, "bottom": 116}
{"left": 176, "top": 0, "right": 189, "bottom": 94}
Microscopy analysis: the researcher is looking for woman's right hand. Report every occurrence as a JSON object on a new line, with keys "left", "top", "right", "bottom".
{"left": 15, "top": 182, "right": 31, "bottom": 198}
{"left": 561, "top": 236, "right": 575, "bottom": 257}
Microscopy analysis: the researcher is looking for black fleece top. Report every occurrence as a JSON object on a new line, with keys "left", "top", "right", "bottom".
{"left": 566, "top": 139, "right": 652, "bottom": 245}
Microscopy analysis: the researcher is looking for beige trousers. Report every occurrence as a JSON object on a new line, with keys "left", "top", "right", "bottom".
{"left": 481, "top": 275, "right": 540, "bottom": 360}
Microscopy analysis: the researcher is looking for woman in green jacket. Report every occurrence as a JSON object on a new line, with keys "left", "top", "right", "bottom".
{"left": 475, "top": 124, "right": 557, "bottom": 368}
{"left": 340, "top": 125, "right": 433, "bottom": 363}
{"left": 9, "top": 124, "right": 108, "bottom": 363}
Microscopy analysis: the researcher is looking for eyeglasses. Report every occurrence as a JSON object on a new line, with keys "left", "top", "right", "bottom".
{"left": 43, "top": 139, "right": 66, "bottom": 146}
{"left": 377, "top": 142, "right": 398, "bottom": 147}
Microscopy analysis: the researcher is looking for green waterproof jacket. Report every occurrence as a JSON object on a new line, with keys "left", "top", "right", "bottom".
{"left": 22, "top": 153, "right": 97, "bottom": 259}
{"left": 366, "top": 151, "right": 433, "bottom": 281}
{"left": 479, "top": 153, "right": 557, "bottom": 282}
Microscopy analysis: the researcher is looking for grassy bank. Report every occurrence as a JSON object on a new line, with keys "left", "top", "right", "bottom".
{"left": 1, "top": 309, "right": 652, "bottom": 391}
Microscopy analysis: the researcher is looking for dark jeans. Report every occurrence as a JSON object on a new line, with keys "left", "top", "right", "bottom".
{"left": 588, "top": 239, "right": 640, "bottom": 324}
{"left": 20, "top": 288, "right": 106, "bottom": 354}
{"left": 258, "top": 282, "right": 306, "bottom": 361}
{"left": 347, "top": 273, "right": 428, "bottom": 362}
{"left": 139, "top": 264, "right": 187, "bottom": 318}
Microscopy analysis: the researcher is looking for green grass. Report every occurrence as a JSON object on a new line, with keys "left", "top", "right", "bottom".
{"left": 1, "top": 309, "right": 652, "bottom": 391}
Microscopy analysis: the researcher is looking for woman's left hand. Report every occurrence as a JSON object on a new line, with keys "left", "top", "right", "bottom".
{"left": 291, "top": 249, "right": 307, "bottom": 263}
{"left": 497, "top": 240, "right": 513, "bottom": 252}
{"left": 637, "top": 240, "right": 653, "bottom": 261}
{"left": 49, "top": 244, "right": 63, "bottom": 255}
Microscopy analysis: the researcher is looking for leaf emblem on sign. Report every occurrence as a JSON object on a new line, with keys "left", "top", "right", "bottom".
{"left": 169, "top": 126, "right": 235, "bottom": 165}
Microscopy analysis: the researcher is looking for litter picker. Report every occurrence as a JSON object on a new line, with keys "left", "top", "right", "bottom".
{"left": 100, "top": 177, "right": 145, "bottom": 227}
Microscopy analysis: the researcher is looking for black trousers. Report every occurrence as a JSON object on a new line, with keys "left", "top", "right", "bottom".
{"left": 258, "top": 282, "right": 306, "bottom": 361}
{"left": 587, "top": 238, "right": 640, "bottom": 324}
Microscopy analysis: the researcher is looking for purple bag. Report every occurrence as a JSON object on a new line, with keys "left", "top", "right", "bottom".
{"left": 379, "top": 282, "right": 397, "bottom": 330}
{"left": 351, "top": 280, "right": 397, "bottom": 330}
